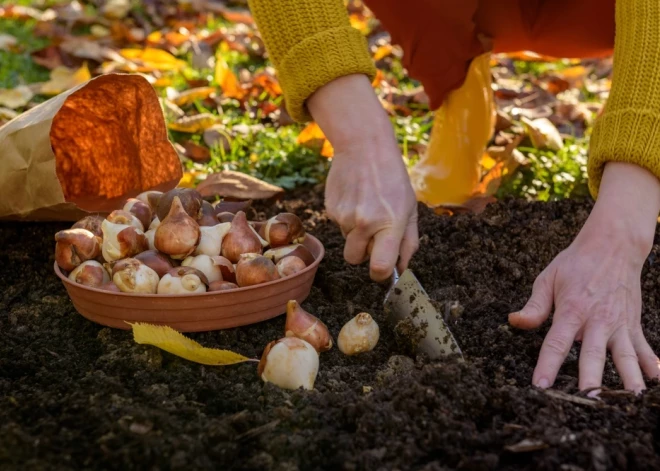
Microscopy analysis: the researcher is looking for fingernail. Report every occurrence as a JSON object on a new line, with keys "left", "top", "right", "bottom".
{"left": 534, "top": 377, "right": 550, "bottom": 389}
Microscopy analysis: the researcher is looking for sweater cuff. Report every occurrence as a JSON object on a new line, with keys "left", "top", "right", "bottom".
{"left": 588, "top": 109, "right": 660, "bottom": 198}
{"left": 278, "top": 26, "right": 377, "bottom": 123}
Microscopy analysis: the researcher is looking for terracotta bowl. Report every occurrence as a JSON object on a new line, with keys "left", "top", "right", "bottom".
{"left": 54, "top": 234, "right": 325, "bottom": 332}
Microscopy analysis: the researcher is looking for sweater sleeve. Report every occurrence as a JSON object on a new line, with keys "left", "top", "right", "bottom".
{"left": 247, "top": 0, "right": 377, "bottom": 122}
{"left": 588, "top": 0, "right": 660, "bottom": 197}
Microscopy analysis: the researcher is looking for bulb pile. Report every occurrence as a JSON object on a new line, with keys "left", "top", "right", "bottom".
{"left": 55, "top": 188, "right": 314, "bottom": 294}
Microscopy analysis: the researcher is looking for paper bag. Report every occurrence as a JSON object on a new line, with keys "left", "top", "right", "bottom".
{"left": 0, "top": 73, "right": 183, "bottom": 221}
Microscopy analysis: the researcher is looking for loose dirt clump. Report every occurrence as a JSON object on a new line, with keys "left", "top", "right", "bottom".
{"left": 2, "top": 191, "right": 660, "bottom": 470}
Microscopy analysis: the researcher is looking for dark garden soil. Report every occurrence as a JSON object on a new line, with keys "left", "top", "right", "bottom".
{"left": 2, "top": 191, "right": 660, "bottom": 471}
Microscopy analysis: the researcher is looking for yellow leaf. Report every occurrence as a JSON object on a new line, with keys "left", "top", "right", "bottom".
{"left": 214, "top": 59, "right": 246, "bottom": 100}
{"left": 481, "top": 153, "right": 497, "bottom": 171}
{"left": 172, "top": 87, "right": 216, "bottom": 106}
{"left": 321, "top": 139, "right": 334, "bottom": 158}
{"left": 349, "top": 13, "right": 369, "bottom": 34}
{"left": 119, "top": 47, "right": 186, "bottom": 71}
{"left": 168, "top": 113, "right": 219, "bottom": 133}
{"left": 129, "top": 323, "right": 253, "bottom": 366}
{"left": 0, "top": 85, "right": 33, "bottom": 109}
{"left": 40, "top": 64, "right": 91, "bottom": 96}
{"left": 178, "top": 172, "right": 198, "bottom": 188}
{"left": 373, "top": 44, "right": 392, "bottom": 61}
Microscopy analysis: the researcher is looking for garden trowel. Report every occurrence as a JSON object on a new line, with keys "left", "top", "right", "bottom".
{"left": 384, "top": 268, "right": 463, "bottom": 360}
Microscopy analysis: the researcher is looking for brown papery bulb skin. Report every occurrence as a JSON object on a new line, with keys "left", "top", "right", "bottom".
{"left": 135, "top": 250, "right": 175, "bottom": 278}
{"left": 235, "top": 253, "right": 279, "bottom": 287}
{"left": 197, "top": 201, "right": 219, "bottom": 226}
{"left": 221, "top": 211, "right": 263, "bottom": 263}
{"left": 276, "top": 256, "right": 306, "bottom": 278}
{"left": 68, "top": 260, "right": 110, "bottom": 288}
{"left": 208, "top": 280, "right": 239, "bottom": 291}
{"left": 212, "top": 199, "right": 252, "bottom": 215}
{"left": 216, "top": 212, "right": 235, "bottom": 223}
{"left": 112, "top": 258, "right": 160, "bottom": 294}
{"left": 154, "top": 196, "right": 201, "bottom": 260}
{"left": 260, "top": 213, "right": 306, "bottom": 247}
{"left": 264, "top": 244, "right": 315, "bottom": 266}
{"left": 136, "top": 190, "right": 163, "bottom": 211}
{"left": 156, "top": 188, "right": 203, "bottom": 221}
{"left": 107, "top": 209, "right": 145, "bottom": 231}
{"left": 55, "top": 228, "right": 101, "bottom": 271}
{"left": 124, "top": 198, "right": 152, "bottom": 230}
{"left": 285, "top": 300, "right": 333, "bottom": 352}
{"left": 101, "top": 220, "right": 148, "bottom": 262}
{"left": 71, "top": 215, "right": 104, "bottom": 238}
{"left": 212, "top": 256, "right": 236, "bottom": 283}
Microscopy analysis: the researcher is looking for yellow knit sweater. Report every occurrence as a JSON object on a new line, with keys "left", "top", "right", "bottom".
{"left": 247, "top": 0, "right": 660, "bottom": 196}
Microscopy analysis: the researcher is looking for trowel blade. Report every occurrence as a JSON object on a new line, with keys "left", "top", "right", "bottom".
{"left": 384, "top": 268, "right": 463, "bottom": 360}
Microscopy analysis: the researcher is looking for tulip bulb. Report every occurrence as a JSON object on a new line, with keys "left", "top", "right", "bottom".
{"left": 235, "top": 253, "right": 279, "bottom": 287}
{"left": 259, "top": 213, "right": 305, "bottom": 247}
{"left": 197, "top": 201, "right": 219, "bottom": 226}
{"left": 216, "top": 212, "right": 235, "bottom": 223}
{"left": 71, "top": 215, "right": 104, "bottom": 238}
{"left": 136, "top": 190, "right": 163, "bottom": 211}
{"left": 264, "top": 244, "right": 315, "bottom": 266}
{"left": 285, "top": 300, "right": 332, "bottom": 352}
{"left": 145, "top": 229, "right": 156, "bottom": 250}
{"left": 194, "top": 223, "right": 231, "bottom": 256}
{"left": 212, "top": 256, "right": 236, "bottom": 283}
{"left": 276, "top": 257, "right": 307, "bottom": 278}
{"left": 101, "top": 219, "right": 148, "bottom": 262}
{"left": 157, "top": 267, "right": 208, "bottom": 294}
{"left": 99, "top": 281, "right": 121, "bottom": 292}
{"left": 135, "top": 250, "right": 175, "bottom": 278}
{"left": 68, "top": 260, "right": 110, "bottom": 288}
{"left": 112, "top": 258, "right": 160, "bottom": 293}
{"left": 182, "top": 254, "right": 222, "bottom": 283}
{"left": 212, "top": 199, "right": 252, "bottom": 214}
{"left": 149, "top": 217, "right": 160, "bottom": 230}
{"left": 221, "top": 211, "right": 264, "bottom": 263}
{"left": 107, "top": 209, "right": 145, "bottom": 231}
{"left": 208, "top": 280, "right": 239, "bottom": 291}
{"left": 258, "top": 337, "right": 319, "bottom": 390}
{"left": 337, "top": 312, "right": 380, "bottom": 355}
{"left": 155, "top": 196, "right": 200, "bottom": 260}
{"left": 55, "top": 228, "right": 102, "bottom": 271}
{"left": 156, "top": 188, "right": 203, "bottom": 221}
{"left": 123, "top": 198, "right": 152, "bottom": 230}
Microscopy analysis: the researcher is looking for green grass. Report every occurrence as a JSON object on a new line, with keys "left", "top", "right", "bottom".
{"left": 0, "top": 19, "right": 50, "bottom": 89}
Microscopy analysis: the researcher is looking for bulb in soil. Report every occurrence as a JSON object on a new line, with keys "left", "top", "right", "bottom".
{"left": 208, "top": 280, "right": 239, "bottom": 291}
{"left": 112, "top": 258, "right": 160, "bottom": 293}
{"left": 123, "top": 198, "right": 152, "bottom": 230}
{"left": 258, "top": 337, "right": 319, "bottom": 390}
{"left": 276, "top": 256, "right": 306, "bottom": 278}
{"left": 101, "top": 220, "right": 148, "bottom": 262}
{"left": 154, "top": 196, "right": 200, "bottom": 260}
{"left": 156, "top": 188, "right": 203, "bottom": 221}
{"left": 135, "top": 250, "right": 174, "bottom": 278}
{"left": 182, "top": 254, "right": 222, "bottom": 283}
{"left": 157, "top": 266, "right": 208, "bottom": 294}
{"left": 264, "top": 244, "right": 314, "bottom": 266}
{"left": 337, "top": 312, "right": 379, "bottom": 355}
{"left": 235, "top": 253, "right": 279, "bottom": 287}
{"left": 221, "top": 211, "right": 264, "bottom": 263}
{"left": 55, "top": 228, "right": 101, "bottom": 271}
{"left": 68, "top": 260, "right": 110, "bottom": 288}
{"left": 285, "top": 300, "right": 332, "bottom": 352}
{"left": 259, "top": 213, "right": 305, "bottom": 247}
{"left": 71, "top": 215, "right": 104, "bottom": 238}
{"left": 194, "top": 223, "right": 231, "bottom": 256}
{"left": 107, "top": 209, "right": 145, "bottom": 231}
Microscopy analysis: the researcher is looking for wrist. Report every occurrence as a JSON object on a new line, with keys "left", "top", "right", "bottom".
{"left": 307, "top": 74, "right": 395, "bottom": 154}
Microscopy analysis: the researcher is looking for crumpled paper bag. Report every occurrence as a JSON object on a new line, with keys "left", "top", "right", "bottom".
{"left": 0, "top": 73, "right": 182, "bottom": 221}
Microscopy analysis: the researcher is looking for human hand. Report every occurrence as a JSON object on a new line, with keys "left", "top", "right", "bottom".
{"left": 307, "top": 74, "right": 419, "bottom": 281}
{"left": 509, "top": 162, "right": 660, "bottom": 393}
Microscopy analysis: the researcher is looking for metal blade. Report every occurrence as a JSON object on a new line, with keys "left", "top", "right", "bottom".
{"left": 384, "top": 268, "right": 463, "bottom": 360}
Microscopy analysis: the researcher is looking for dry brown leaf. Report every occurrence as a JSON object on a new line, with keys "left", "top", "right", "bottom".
{"left": 40, "top": 64, "right": 92, "bottom": 95}
{"left": 31, "top": 45, "right": 66, "bottom": 70}
{"left": 183, "top": 141, "right": 211, "bottom": 163}
{"left": 251, "top": 73, "right": 282, "bottom": 98}
{"left": 203, "top": 125, "right": 232, "bottom": 151}
{"left": 171, "top": 87, "right": 217, "bottom": 106}
{"left": 0, "top": 86, "right": 34, "bottom": 109}
{"left": 59, "top": 37, "right": 123, "bottom": 63}
{"left": 196, "top": 170, "right": 284, "bottom": 200}
{"left": 521, "top": 117, "right": 563, "bottom": 151}
{"left": 168, "top": 113, "right": 219, "bottom": 133}
{"left": 504, "top": 439, "right": 549, "bottom": 453}
{"left": 101, "top": 0, "right": 131, "bottom": 20}
{"left": 0, "top": 107, "right": 18, "bottom": 120}
{"left": 0, "top": 34, "right": 17, "bottom": 51}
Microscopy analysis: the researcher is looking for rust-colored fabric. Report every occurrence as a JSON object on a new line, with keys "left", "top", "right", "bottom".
{"left": 365, "top": 0, "right": 615, "bottom": 110}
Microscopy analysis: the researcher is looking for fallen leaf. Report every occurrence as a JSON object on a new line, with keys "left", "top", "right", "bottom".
{"left": 321, "top": 139, "right": 334, "bottom": 158}
{"left": 178, "top": 171, "right": 199, "bottom": 188}
{"left": 373, "top": 44, "right": 392, "bottom": 61}
{"left": 203, "top": 125, "right": 232, "bottom": 151}
{"left": 521, "top": 117, "right": 563, "bottom": 151}
{"left": 251, "top": 72, "right": 282, "bottom": 97}
{"left": 196, "top": 170, "right": 284, "bottom": 200}
{"left": 102, "top": 0, "right": 131, "bottom": 20}
{"left": 129, "top": 322, "right": 254, "bottom": 366}
{"left": 31, "top": 45, "right": 66, "bottom": 70}
{"left": 215, "top": 59, "right": 246, "bottom": 99}
{"left": 475, "top": 161, "right": 505, "bottom": 196}
{"left": 504, "top": 439, "right": 549, "bottom": 453}
{"left": 0, "top": 107, "right": 19, "bottom": 120}
{"left": 183, "top": 140, "right": 211, "bottom": 163}
{"left": 0, "top": 34, "right": 17, "bottom": 51}
{"left": 40, "top": 64, "right": 91, "bottom": 95}
{"left": 0, "top": 86, "right": 34, "bottom": 109}
{"left": 119, "top": 47, "right": 187, "bottom": 71}
{"left": 297, "top": 122, "right": 325, "bottom": 146}
{"left": 59, "top": 37, "right": 120, "bottom": 63}
{"left": 171, "top": 87, "right": 216, "bottom": 106}
{"left": 168, "top": 113, "right": 219, "bottom": 133}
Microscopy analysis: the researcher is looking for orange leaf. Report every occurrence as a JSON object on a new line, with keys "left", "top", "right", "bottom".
{"left": 371, "top": 69, "right": 384, "bottom": 88}
{"left": 171, "top": 87, "right": 217, "bottom": 106}
{"left": 373, "top": 44, "right": 392, "bottom": 61}
{"left": 474, "top": 161, "right": 505, "bottom": 196}
{"left": 252, "top": 73, "right": 282, "bottom": 98}
{"left": 215, "top": 60, "right": 246, "bottom": 100}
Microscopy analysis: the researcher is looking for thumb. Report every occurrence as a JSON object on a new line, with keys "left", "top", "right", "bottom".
{"left": 509, "top": 269, "right": 555, "bottom": 330}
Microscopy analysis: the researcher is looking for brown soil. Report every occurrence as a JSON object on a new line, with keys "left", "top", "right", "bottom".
{"left": 2, "top": 191, "right": 660, "bottom": 471}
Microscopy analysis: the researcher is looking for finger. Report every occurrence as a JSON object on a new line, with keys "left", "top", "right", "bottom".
{"left": 610, "top": 328, "right": 645, "bottom": 393}
{"left": 397, "top": 218, "right": 419, "bottom": 273}
{"left": 577, "top": 323, "right": 609, "bottom": 392}
{"left": 509, "top": 268, "right": 556, "bottom": 330}
{"left": 369, "top": 227, "right": 405, "bottom": 282}
{"left": 532, "top": 316, "right": 582, "bottom": 388}
{"left": 633, "top": 330, "right": 660, "bottom": 381}
{"left": 343, "top": 229, "right": 370, "bottom": 265}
